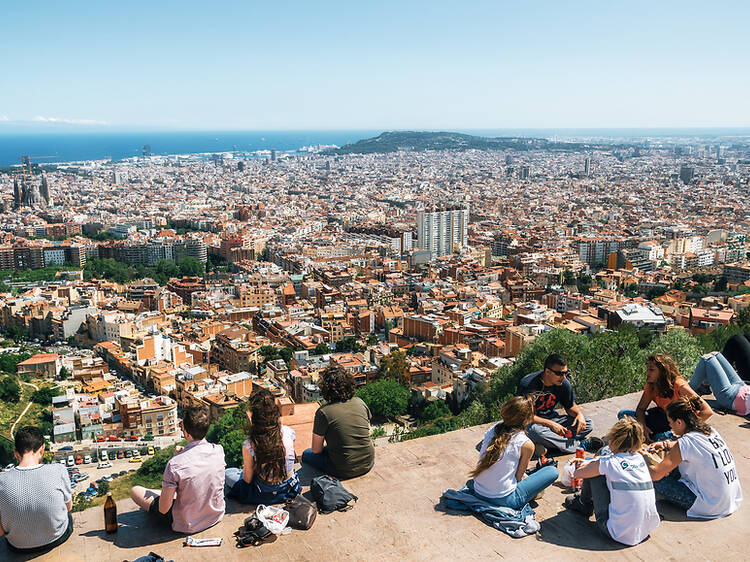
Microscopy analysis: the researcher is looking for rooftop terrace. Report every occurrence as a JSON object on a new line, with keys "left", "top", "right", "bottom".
{"left": 4, "top": 392, "right": 749, "bottom": 561}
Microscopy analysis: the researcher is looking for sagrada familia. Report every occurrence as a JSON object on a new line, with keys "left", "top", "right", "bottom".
{"left": 13, "top": 159, "right": 52, "bottom": 208}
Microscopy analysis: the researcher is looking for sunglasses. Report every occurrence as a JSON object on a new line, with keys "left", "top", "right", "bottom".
{"left": 548, "top": 368, "right": 569, "bottom": 377}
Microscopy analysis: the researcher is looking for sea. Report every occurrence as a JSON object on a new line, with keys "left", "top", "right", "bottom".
{"left": 1, "top": 128, "right": 749, "bottom": 167}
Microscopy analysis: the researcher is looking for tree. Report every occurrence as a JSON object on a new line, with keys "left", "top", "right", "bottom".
{"left": 366, "top": 333, "right": 379, "bottom": 346}
{"left": 0, "top": 376, "right": 21, "bottom": 402}
{"left": 337, "top": 337, "right": 364, "bottom": 353}
{"left": 714, "top": 276, "right": 728, "bottom": 292}
{"left": 419, "top": 400, "right": 450, "bottom": 422}
{"left": 355, "top": 378, "right": 409, "bottom": 418}
{"left": 220, "top": 429, "right": 247, "bottom": 468}
{"left": 97, "top": 480, "right": 110, "bottom": 496}
{"left": 0, "top": 351, "right": 31, "bottom": 374}
{"left": 378, "top": 351, "right": 410, "bottom": 386}
{"left": 0, "top": 436, "right": 14, "bottom": 466}
{"left": 58, "top": 366, "right": 70, "bottom": 380}
{"left": 31, "top": 386, "right": 60, "bottom": 405}
{"left": 311, "top": 343, "right": 331, "bottom": 356}
{"left": 177, "top": 257, "right": 205, "bottom": 278}
{"left": 738, "top": 307, "right": 750, "bottom": 328}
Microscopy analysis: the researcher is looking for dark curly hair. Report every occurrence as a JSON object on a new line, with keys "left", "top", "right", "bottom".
{"left": 247, "top": 389, "right": 287, "bottom": 482}
{"left": 318, "top": 364, "right": 356, "bottom": 403}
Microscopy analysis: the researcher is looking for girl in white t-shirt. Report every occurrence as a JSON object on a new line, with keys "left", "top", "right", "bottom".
{"left": 564, "top": 417, "right": 660, "bottom": 546}
{"left": 470, "top": 395, "right": 558, "bottom": 509}
{"left": 649, "top": 397, "right": 742, "bottom": 518}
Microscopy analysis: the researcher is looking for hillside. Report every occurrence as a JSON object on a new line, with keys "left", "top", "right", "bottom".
{"left": 328, "top": 130, "right": 608, "bottom": 155}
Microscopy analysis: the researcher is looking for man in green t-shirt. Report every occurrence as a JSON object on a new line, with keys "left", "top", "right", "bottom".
{"left": 302, "top": 365, "right": 375, "bottom": 479}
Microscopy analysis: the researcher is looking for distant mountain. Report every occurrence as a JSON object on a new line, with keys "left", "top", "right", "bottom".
{"left": 327, "top": 131, "right": 600, "bottom": 155}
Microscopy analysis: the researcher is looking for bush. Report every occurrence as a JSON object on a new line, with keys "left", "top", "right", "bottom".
{"left": 31, "top": 386, "right": 60, "bottom": 405}
{"left": 356, "top": 378, "right": 409, "bottom": 418}
{"left": 206, "top": 404, "right": 249, "bottom": 467}
{"left": 0, "top": 376, "right": 21, "bottom": 402}
{"left": 419, "top": 400, "right": 451, "bottom": 422}
{"left": 135, "top": 442, "right": 182, "bottom": 488}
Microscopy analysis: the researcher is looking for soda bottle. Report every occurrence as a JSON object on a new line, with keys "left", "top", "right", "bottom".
{"left": 572, "top": 447, "right": 584, "bottom": 491}
{"left": 104, "top": 492, "right": 118, "bottom": 533}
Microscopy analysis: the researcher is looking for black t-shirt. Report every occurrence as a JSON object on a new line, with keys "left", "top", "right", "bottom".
{"left": 516, "top": 370, "right": 575, "bottom": 417}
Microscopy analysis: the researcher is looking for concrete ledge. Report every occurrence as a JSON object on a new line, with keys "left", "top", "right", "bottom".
{"left": 3, "top": 392, "right": 749, "bottom": 561}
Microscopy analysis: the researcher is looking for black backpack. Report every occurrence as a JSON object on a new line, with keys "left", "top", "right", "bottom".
{"left": 310, "top": 475, "right": 358, "bottom": 514}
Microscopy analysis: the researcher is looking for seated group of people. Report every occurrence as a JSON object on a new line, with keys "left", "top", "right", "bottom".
{"left": 2, "top": 340, "right": 747, "bottom": 552}
{"left": 467, "top": 351, "right": 744, "bottom": 547}
{"left": 130, "top": 364, "right": 375, "bottom": 535}
{"left": 0, "top": 365, "right": 374, "bottom": 552}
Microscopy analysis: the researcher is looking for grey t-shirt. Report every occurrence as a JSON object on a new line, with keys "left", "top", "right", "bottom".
{"left": 0, "top": 463, "right": 72, "bottom": 549}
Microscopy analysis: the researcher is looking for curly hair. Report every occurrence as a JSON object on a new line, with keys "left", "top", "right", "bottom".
{"left": 318, "top": 364, "right": 356, "bottom": 403}
{"left": 469, "top": 396, "right": 534, "bottom": 478}
{"left": 247, "top": 389, "right": 287, "bottom": 482}
{"left": 647, "top": 353, "right": 683, "bottom": 399}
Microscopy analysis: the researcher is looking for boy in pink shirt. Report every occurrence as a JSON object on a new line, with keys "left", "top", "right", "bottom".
{"left": 130, "top": 407, "right": 225, "bottom": 533}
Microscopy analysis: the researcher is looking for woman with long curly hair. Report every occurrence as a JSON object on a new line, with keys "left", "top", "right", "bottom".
{"left": 301, "top": 364, "right": 375, "bottom": 479}
{"left": 470, "top": 395, "right": 558, "bottom": 509}
{"left": 617, "top": 353, "right": 712, "bottom": 442}
{"left": 648, "top": 397, "right": 742, "bottom": 518}
{"left": 224, "top": 389, "right": 301, "bottom": 504}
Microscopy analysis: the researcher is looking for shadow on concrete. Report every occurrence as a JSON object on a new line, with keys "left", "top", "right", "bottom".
{"left": 536, "top": 510, "right": 631, "bottom": 552}
{"left": 295, "top": 463, "right": 324, "bottom": 486}
{"left": 82, "top": 508, "right": 180, "bottom": 550}
{"left": 0, "top": 538, "right": 68, "bottom": 562}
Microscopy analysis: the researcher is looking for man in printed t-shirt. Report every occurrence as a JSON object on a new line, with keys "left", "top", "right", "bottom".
{"left": 516, "top": 353, "right": 600, "bottom": 454}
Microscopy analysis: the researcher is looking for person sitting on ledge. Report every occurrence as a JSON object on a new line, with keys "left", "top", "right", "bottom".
{"left": 689, "top": 351, "right": 750, "bottom": 416}
{"left": 301, "top": 364, "right": 375, "bottom": 480}
{"left": 0, "top": 426, "right": 73, "bottom": 554}
{"left": 225, "top": 389, "right": 301, "bottom": 504}
{"left": 563, "top": 417, "right": 660, "bottom": 546}
{"left": 516, "top": 353, "right": 602, "bottom": 455}
{"left": 130, "top": 406, "right": 226, "bottom": 533}
{"left": 617, "top": 353, "right": 712, "bottom": 442}
{"left": 648, "top": 397, "right": 742, "bottom": 519}
{"left": 469, "top": 396, "right": 558, "bottom": 509}
{"left": 722, "top": 332, "right": 750, "bottom": 383}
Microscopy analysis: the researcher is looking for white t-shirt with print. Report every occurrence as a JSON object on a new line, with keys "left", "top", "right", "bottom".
{"left": 598, "top": 452, "right": 660, "bottom": 546}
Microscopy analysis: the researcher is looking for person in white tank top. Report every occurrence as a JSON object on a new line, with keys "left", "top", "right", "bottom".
{"left": 649, "top": 397, "right": 742, "bottom": 518}
{"left": 564, "top": 417, "right": 660, "bottom": 546}
{"left": 469, "top": 396, "right": 558, "bottom": 510}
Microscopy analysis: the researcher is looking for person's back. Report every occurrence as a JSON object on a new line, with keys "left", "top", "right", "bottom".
{"left": 315, "top": 396, "right": 374, "bottom": 479}
{"left": 677, "top": 428, "right": 742, "bottom": 518}
{"left": 473, "top": 425, "right": 528, "bottom": 499}
{"left": 164, "top": 439, "right": 226, "bottom": 533}
{"left": 598, "top": 451, "right": 659, "bottom": 545}
{"left": 0, "top": 463, "right": 71, "bottom": 550}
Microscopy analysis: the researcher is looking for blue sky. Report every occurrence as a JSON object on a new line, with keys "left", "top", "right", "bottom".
{"left": 1, "top": 1, "right": 749, "bottom": 130}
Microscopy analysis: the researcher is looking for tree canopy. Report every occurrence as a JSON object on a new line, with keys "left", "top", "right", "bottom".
{"left": 356, "top": 378, "right": 409, "bottom": 418}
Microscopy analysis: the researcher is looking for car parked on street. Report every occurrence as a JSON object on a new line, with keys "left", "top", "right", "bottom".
{"left": 67, "top": 455, "right": 75, "bottom": 467}
{"left": 129, "top": 457, "right": 142, "bottom": 463}
{"left": 97, "top": 461, "right": 112, "bottom": 469}
{"left": 84, "top": 455, "right": 92, "bottom": 464}
{"left": 117, "top": 451, "right": 124, "bottom": 459}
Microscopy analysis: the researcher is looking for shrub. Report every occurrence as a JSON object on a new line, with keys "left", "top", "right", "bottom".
{"left": 356, "top": 378, "right": 409, "bottom": 418}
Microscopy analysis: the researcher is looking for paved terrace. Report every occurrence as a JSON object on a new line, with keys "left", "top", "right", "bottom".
{"left": 4, "top": 392, "right": 749, "bottom": 562}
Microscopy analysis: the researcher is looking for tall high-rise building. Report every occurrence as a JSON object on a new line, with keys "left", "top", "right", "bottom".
{"left": 584, "top": 157, "right": 591, "bottom": 176}
{"left": 416, "top": 205, "right": 469, "bottom": 258}
{"left": 519, "top": 165, "right": 530, "bottom": 179}
{"left": 679, "top": 165, "right": 695, "bottom": 185}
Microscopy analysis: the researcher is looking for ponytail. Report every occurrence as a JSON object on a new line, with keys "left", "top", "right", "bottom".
{"left": 469, "top": 396, "right": 533, "bottom": 478}
{"left": 666, "top": 396, "right": 712, "bottom": 436}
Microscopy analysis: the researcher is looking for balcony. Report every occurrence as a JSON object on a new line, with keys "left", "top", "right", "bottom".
{"left": 3, "top": 392, "right": 748, "bottom": 561}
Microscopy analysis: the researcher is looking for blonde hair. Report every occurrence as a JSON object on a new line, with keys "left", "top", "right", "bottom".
{"left": 606, "top": 416, "right": 644, "bottom": 453}
{"left": 469, "top": 396, "right": 534, "bottom": 478}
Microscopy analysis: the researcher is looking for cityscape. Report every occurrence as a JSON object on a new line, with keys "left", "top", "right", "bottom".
{"left": 1, "top": 1, "right": 749, "bottom": 561}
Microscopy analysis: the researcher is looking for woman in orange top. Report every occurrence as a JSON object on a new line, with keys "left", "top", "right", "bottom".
{"left": 617, "top": 354, "right": 712, "bottom": 442}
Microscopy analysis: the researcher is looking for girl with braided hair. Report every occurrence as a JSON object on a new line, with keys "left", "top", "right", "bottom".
{"left": 470, "top": 395, "right": 558, "bottom": 509}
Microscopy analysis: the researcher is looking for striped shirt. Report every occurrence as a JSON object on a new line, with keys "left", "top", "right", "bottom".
{"left": 0, "top": 463, "right": 72, "bottom": 549}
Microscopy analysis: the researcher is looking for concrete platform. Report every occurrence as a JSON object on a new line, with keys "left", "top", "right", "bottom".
{"left": 3, "top": 392, "right": 749, "bottom": 561}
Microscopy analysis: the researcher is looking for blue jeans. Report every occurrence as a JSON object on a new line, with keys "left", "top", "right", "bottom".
{"left": 653, "top": 474, "right": 696, "bottom": 511}
{"left": 617, "top": 409, "right": 673, "bottom": 442}
{"left": 224, "top": 467, "right": 301, "bottom": 505}
{"left": 689, "top": 352, "right": 744, "bottom": 410}
{"left": 473, "top": 465, "right": 558, "bottom": 510}
{"left": 301, "top": 447, "right": 374, "bottom": 479}
{"left": 301, "top": 447, "right": 337, "bottom": 475}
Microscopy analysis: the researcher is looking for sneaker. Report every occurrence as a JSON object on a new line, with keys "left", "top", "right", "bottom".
{"left": 695, "top": 383, "right": 712, "bottom": 396}
{"left": 580, "top": 437, "right": 605, "bottom": 454}
{"left": 563, "top": 494, "right": 593, "bottom": 517}
{"left": 532, "top": 443, "right": 547, "bottom": 460}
